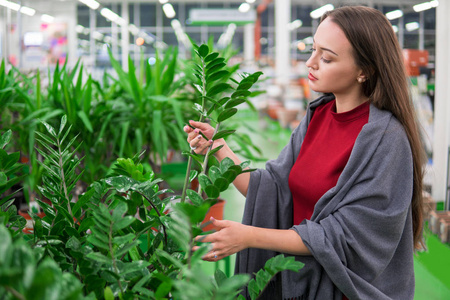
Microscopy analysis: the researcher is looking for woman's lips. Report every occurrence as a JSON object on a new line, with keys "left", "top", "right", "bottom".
{"left": 308, "top": 72, "right": 318, "bottom": 81}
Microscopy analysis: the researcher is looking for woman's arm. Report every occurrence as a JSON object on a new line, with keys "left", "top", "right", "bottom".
{"left": 184, "top": 120, "right": 251, "bottom": 196}
{"left": 195, "top": 218, "right": 311, "bottom": 261}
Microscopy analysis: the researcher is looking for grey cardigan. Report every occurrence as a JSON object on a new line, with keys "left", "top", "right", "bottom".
{"left": 235, "top": 95, "right": 415, "bottom": 300}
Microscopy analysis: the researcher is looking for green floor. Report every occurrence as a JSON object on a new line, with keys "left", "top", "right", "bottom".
{"left": 202, "top": 110, "right": 450, "bottom": 299}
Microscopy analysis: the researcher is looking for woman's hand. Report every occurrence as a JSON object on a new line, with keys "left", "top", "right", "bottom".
{"left": 183, "top": 120, "right": 225, "bottom": 155}
{"left": 193, "top": 217, "right": 252, "bottom": 261}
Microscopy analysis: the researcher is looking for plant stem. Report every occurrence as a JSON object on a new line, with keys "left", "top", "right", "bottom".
{"left": 136, "top": 191, "right": 168, "bottom": 247}
{"left": 109, "top": 222, "right": 125, "bottom": 296}
{"left": 197, "top": 122, "right": 220, "bottom": 196}
{"left": 5, "top": 286, "right": 25, "bottom": 300}
{"left": 56, "top": 136, "right": 74, "bottom": 220}
{"left": 181, "top": 56, "right": 207, "bottom": 203}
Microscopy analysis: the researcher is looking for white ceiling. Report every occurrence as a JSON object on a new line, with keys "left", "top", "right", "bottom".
{"left": 22, "top": 0, "right": 429, "bottom": 6}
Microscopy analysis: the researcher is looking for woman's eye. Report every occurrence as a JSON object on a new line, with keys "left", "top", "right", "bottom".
{"left": 321, "top": 57, "right": 331, "bottom": 63}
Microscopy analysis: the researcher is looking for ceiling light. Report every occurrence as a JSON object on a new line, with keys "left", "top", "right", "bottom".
{"left": 310, "top": 4, "right": 334, "bottom": 19}
{"left": 413, "top": 2, "right": 433, "bottom": 12}
{"left": 41, "top": 14, "right": 55, "bottom": 23}
{"left": 288, "top": 19, "right": 303, "bottom": 30}
{"left": 385, "top": 10, "right": 403, "bottom": 20}
{"left": 246, "top": 0, "right": 256, "bottom": 3}
{"left": 101, "top": 8, "right": 119, "bottom": 22}
{"left": 302, "top": 36, "right": 314, "bottom": 44}
{"left": 159, "top": 0, "right": 169, "bottom": 3}
{"left": 392, "top": 25, "right": 399, "bottom": 33}
{"left": 115, "top": 16, "right": 127, "bottom": 26}
{"left": 76, "top": 25, "right": 86, "bottom": 33}
{"left": 128, "top": 24, "right": 140, "bottom": 35}
{"left": 19, "top": 6, "right": 35, "bottom": 16}
{"left": 162, "top": 3, "right": 176, "bottom": 18}
{"left": 93, "top": 31, "right": 104, "bottom": 40}
{"left": 430, "top": 1, "right": 439, "bottom": 7}
{"left": 0, "top": 0, "right": 20, "bottom": 11}
{"left": 78, "top": 0, "right": 100, "bottom": 10}
{"left": 405, "top": 22, "right": 420, "bottom": 31}
{"left": 239, "top": 3, "right": 251, "bottom": 13}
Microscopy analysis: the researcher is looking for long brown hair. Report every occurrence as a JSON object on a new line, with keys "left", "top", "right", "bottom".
{"left": 321, "top": 6, "right": 426, "bottom": 249}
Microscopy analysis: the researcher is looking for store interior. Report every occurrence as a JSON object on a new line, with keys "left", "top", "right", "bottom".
{"left": 0, "top": 0, "right": 449, "bottom": 299}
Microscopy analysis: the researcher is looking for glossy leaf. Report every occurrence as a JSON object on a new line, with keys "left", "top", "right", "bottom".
{"left": 206, "top": 70, "right": 230, "bottom": 82}
{"left": 217, "top": 108, "right": 238, "bottom": 122}
{"left": 198, "top": 173, "right": 212, "bottom": 189}
{"left": 224, "top": 98, "right": 246, "bottom": 109}
{"left": 204, "top": 185, "right": 220, "bottom": 199}
{"left": 212, "top": 129, "right": 236, "bottom": 140}
{"left": 198, "top": 44, "right": 209, "bottom": 57}
{"left": 213, "top": 177, "right": 229, "bottom": 192}
{"left": 204, "top": 52, "right": 219, "bottom": 62}
{"left": 0, "top": 129, "right": 12, "bottom": 149}
{"left": 207, "top": 83, "right": 231, "bottom": 97}
{"left": 186, "top": 189, "right": 203, "bottom": 206}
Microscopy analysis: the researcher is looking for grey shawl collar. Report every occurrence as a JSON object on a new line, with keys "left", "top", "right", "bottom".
{"left": 235, "top": 95, "right": 415, "bottom": 300}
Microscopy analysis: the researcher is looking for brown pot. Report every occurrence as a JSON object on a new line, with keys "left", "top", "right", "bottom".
{"left": 201, "top": 199, "right": 225, "bottom": 232}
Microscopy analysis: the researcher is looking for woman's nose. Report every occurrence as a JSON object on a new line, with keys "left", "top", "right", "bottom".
{"left": 306, "top": 56, "right": 317, "bottom": 70}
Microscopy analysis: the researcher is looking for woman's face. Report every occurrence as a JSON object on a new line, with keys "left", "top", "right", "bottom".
{"left": 306, "top": 18, "right": 363, "bottom": 98}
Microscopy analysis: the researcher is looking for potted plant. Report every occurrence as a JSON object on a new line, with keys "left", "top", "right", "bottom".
{"left": 0, "top": 113, "right": 303, "bottom": 299}
{"left": 0, "top": 42, "right": 304, "bottom": 299}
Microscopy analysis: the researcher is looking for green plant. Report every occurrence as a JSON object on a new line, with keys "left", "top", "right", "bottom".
{"left": 0, "top": 129, "right": 27, "bottom": 237}
{"left": 180, "top": 42, "right": 263, "bottom": 202}
{"left": 107, "top": 47, "right": 192, "bottom": 169}
{"left": 0, "top": 115, "right": 302, "bottom": 299}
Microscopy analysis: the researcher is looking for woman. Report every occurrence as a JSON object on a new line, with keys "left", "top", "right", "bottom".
{"left": 185, "top": 6, "right": 425, "bottom": 300}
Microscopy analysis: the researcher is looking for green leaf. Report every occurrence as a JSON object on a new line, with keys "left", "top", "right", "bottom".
{"left": 208, "top": 166, "right": 221, "bottom": 183}
{"left": 0, "top": 172, "right": 6, "bottom": 185}
{"left": 41, "top": 120, "right": 57, "bottom": 137}
{"left": 0, "top": 129, "right": 12, "bottom": 149}
{"left": 225, "top": 98, "right": 246, "bottom": 109}
{"left": 213, "top": 177, "right": 229, "bottom": 192}
{"left": 207, "top": 83, "right": 231, "bottom": 97}
{"left": 206, "top": 57, "right": 226, "bottom": 70}
{"left": 217, "top": 108, "right": 238, "bottom": 122}
{"left": 214, "top": 269, "right": 228, "bottom": 286}
{"left": 255, "top": 269, "right": 272, "bottom": 292}
{"left": 240, "top": 161, "right": 251, "bottom": 169}
{"left": 206, "top": 63, "right": 227, "bottom": 75}
{"left": 189, "top": 170, "right": 198, "bottom": 182}
{"left": 204, "top": 52, "right": 219, "bottom": 62}
{"left": 208, "top": 145, "right": 224, "bottom": 156}
{"left": 220, "top": 157, "right": 235, "bottom": 173}
{"left": 198, "top": 173, "right": 212, "bottom": 189}
{"left": 0, "top": 225, "right": 12, "bottom": 264}
{"left": 77, "top": 111, "right": 94, "bottom": 133}
{"left": 205, "top": 185, "right": 220, "bottom": 199}
{"left": 86, "top": 252, "right": 113, "bottom": 265}
{"left": 237, "top": 81, "right": 254, "bottom": 91}
{"left": 198, "top": 44, "right": 209, "bottom": 57}
{"left": 105, "top": 175, "right": 137, "bottom": 193}
{"left": 112, "top": 216, "right": 135, "bottom": 231}
{"left": 104, "top": 286, "right": 114, "bottom": 300}
{"left": 221, "top": 169, "right": 238, "bottom": 183}
{"left": 207, "top": 70, "right": 230, "bottom": 82}
{"left": 213, "top": 129, "right": 236, "bottom": 140}
{"left": 231, "top": 90, "right": 252, "bottom": 98}
{"left": 248, "top": 279, "right": 260, "bottom": 300}
{"left": 186, "top": 189, "right": 204, "bottom": 206}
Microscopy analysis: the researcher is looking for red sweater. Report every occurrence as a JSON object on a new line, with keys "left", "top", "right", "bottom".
{"left": 289, "top": 99, "right": 370, "bottom": 225}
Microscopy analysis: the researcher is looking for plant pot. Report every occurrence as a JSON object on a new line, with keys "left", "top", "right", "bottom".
{"left": 201, "top": 199, "right": 225, "bottom": 232}
{"left": 276, "top": 108, "right": 300, "bottom": 128}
